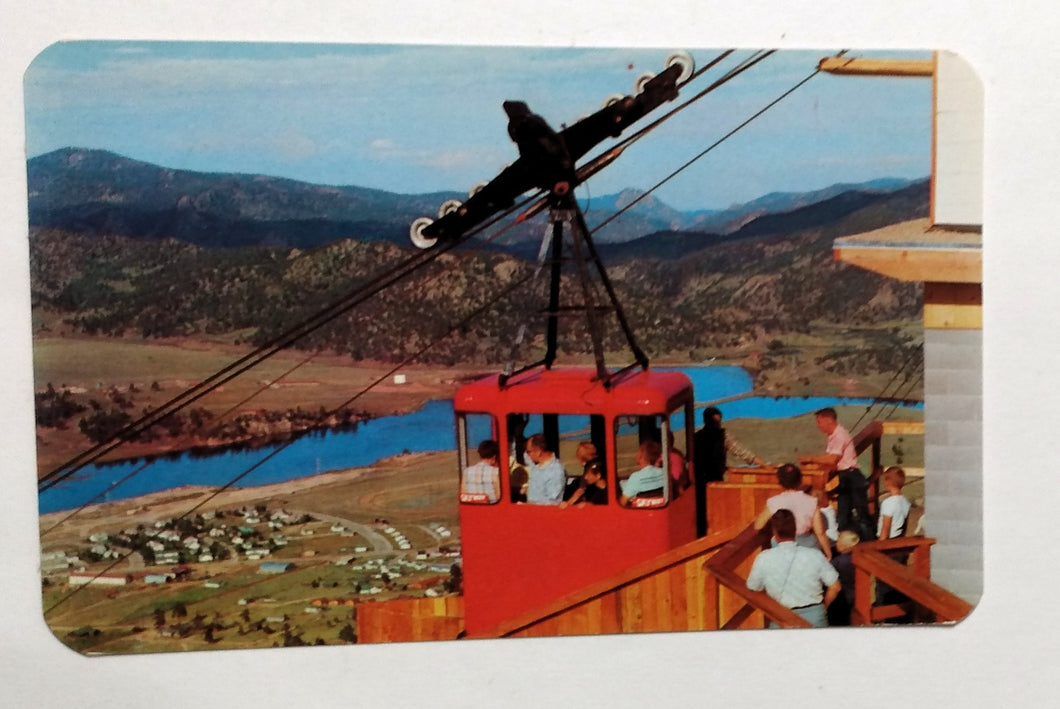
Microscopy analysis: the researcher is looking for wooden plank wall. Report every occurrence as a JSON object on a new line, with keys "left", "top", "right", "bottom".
{"left": 725, "top": 467, "right": 829, "bottom": 492}
{"left": 706, "top": 482, "right": 780, "bottom": 531}
{"left": 357, "top": 596, "right": 464, "bottom": 643}
{"left": 507, "top": 538, "right": 765, "bottom": 638}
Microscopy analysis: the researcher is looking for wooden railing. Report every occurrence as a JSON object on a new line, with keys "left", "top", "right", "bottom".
{"left": 357, "top": 421, "right": 939, "bottom": 642}
{"left": 851, "top": 537, "right": 973, "bottom": 625}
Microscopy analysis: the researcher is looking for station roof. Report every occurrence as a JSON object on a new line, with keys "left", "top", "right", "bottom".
{"left": 833, "top": 218, "right": 982, "bottom": 284}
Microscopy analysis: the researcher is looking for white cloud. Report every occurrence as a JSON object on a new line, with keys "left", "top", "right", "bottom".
{"left": 367, "top": 136, "right": 485, "bottom": 170}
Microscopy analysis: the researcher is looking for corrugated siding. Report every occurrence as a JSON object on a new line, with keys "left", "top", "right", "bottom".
{"left": 923, "top": 327, "right": 983, "bottom": 605}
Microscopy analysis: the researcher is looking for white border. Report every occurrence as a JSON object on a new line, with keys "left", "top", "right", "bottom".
{"left": 1, "top": 2, "right": 1051, "bottom": 707}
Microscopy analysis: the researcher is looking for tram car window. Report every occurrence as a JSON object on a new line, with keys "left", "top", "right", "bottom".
{"left": 504, "top": 412, "right": 604, "bottom": 504}
{"left": 615, "top": 414, "right": 671, "bottom": 508}
{"left": 457, "top": 413, "right": 501, "bottom": 505}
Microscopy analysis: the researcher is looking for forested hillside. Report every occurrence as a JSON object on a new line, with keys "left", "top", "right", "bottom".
{"left": 30, "top": 186, "right": 925, "bottom": 379}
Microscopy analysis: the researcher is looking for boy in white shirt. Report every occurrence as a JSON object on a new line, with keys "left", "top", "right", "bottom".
{"left": 877, "top": 466, "right": 912, "bottom": 539}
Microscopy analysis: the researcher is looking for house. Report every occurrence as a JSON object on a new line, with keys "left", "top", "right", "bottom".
{"left": 68, "top": 573, "right": 129, "bottom": 586}
{"left": 40, "top": 551, "right": 71, "bottom": 573}
{"left": 258, "top": 561, "right": 293, "bottom": 574}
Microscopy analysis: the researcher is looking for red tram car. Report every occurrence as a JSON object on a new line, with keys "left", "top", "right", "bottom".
{"left": 453, "top": 366, "right": 697, "bottom": 636}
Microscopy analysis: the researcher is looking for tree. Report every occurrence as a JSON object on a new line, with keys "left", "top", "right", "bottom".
{"left": 445, "top": 563, "right": 463, "bottom": 594}
{"left": 337, "top": 624, "right": 356, "bottom": 643}
{"left": 78, "top": 408, "right": 133, "bottom": 444}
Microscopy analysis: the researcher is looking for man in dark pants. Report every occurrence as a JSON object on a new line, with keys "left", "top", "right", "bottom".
{"left": 801, "top": 407, "right": 875, "bottom": 541}
{"left": 693, "top": 407, "right": 765, "bottom": 536}
{"left": 692, "top": 407, "right": 726, "bottom": 537}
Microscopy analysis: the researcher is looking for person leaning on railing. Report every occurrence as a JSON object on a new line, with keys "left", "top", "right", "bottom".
{"left": 800, "top": 407, "right": 875, "bottom": 542}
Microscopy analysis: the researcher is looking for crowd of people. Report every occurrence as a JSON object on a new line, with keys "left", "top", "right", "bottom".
{"left": 745, "top": 407, "right": 916, "bottom": 627}
{"left": 458, "top": 406, "right": 916, "bottom": 628}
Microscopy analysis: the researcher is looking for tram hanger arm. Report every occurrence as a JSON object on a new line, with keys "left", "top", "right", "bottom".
{"left": 411, "top": 54, "right": 691, "bottom": 248}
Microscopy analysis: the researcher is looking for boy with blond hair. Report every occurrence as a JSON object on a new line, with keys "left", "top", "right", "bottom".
{"left": 877, "top": 466, "right": 912, "bottom": 539}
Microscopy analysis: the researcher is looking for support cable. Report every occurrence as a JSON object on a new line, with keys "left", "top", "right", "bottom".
{"left": 40, "top": 48, "right": 848, "bottom": 508}
{"left": 41, "top": 201, "right": 542, "bottom": 529}
{"left": 39, "top": 349, "right": 322, "bottom": 537}
{"left": 850, "top": 342, "right": 924, "bottom": 431}
{"left": 591, "top": 49, "right": 848, "bottom": 235}
{"left": 38, "top": 192, "right": 541, "bottom": 493}
{"left": 44, "top": 256, "right": 541, "bottom": 616}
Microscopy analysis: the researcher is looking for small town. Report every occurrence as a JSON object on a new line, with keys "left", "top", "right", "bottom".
{"left": 41, "top": 503, "right": 463, "bottom": 651}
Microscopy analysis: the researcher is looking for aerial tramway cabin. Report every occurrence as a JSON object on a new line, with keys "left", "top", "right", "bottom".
{"left": 453, "top": 366, "right": 696, "bottom": 636}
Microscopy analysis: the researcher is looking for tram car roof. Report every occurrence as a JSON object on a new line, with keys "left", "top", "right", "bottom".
{"left": 453, "top": 366, "right": 693, "bottom": 417}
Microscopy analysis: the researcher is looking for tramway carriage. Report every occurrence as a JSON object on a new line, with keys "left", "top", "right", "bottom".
{"left": 408, "top": 50, "right": 702, "bottom": 635}
{"left": 454, "top": 366, "right": 697, "bottom": 636}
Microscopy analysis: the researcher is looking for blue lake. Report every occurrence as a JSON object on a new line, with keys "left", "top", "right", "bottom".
{"left": 39, "top": 366, "right": 920, "bottom": 513}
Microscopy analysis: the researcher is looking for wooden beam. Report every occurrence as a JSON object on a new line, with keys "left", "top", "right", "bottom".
{"left": 881, "top": 420, "right": 925, "bottom": 436}
{"left": 924, "top": 282, "right": 983, "bottom": 329}
{"left": 818, "top": 57, "right": 934, "bottom": 77}
{"left": 834, "top": 244, "right": 981, "bottom": 283}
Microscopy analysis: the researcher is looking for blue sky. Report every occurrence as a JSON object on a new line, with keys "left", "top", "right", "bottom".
{"left": 24, "top": 43, "right": 932, "bottom": 211}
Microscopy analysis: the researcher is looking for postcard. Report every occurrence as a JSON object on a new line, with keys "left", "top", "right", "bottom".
{"left": 24, "top": 42, "right": 982, "bottom": 657}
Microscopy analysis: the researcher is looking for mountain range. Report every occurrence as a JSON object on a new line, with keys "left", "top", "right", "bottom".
{"left": 27, "top": 148, "right": 923, "bottom": 255}
{"left": 27, "top": 147, "right": 928, "bottom": 380}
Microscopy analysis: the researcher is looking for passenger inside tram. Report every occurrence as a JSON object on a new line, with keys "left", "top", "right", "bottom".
{"left": 460, "top": 438, "right": 501, "bottom": 504}
{"left": 523, "top": 433, "right": 567, "bottom": 505}
{"left": 560, "top": 457, "right": 608, "bottom": 508}
{"left": 660, "top": 430, "right": 689, "bottom": 497}
{"left": 565, "top": 441, "right": 599, "bottom": 501}
{"left": 619, "top": 440, "right": 668, "bottom": 506}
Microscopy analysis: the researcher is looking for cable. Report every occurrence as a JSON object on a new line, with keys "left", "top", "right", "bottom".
{"left": 39, "top": 48, "right": 844, "bottom": 516}
{"left": 38, "top": 191, "right": 542, "bottom": 493}
{"left": 41, "top": 196, "right": 538, "bottom": 527}
{"left": 591, "top": 49, "right": 846, "bottom": 235}
{"left": 40, "top": 49, "right": 747, "bottom": 489}
{"left": 850, "top": 341, "right": 924, "bottom": 431}
{"left": 601, "top": 49, "right": 775, "bottom": 164}
{"left": 39, "top": 349, "right": 323, "bottom": 537}
{"left": 43, "top": 256, "right": 541, "bottom": 616}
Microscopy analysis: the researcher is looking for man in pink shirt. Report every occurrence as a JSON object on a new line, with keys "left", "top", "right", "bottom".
{"left": 801, "top": 407, "right": 875, "bottom": 541}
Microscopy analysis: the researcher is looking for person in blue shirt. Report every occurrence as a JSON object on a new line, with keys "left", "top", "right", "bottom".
{"left": 620, "top": 439, "right": 667, "bottom": 506}
{"left": 524, "top": 433, "right": 566, "bottom": 505}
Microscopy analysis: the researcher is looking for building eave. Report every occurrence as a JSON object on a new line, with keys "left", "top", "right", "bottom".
{"left": 833, "top": 218, "right": 982, "bottom": 284}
